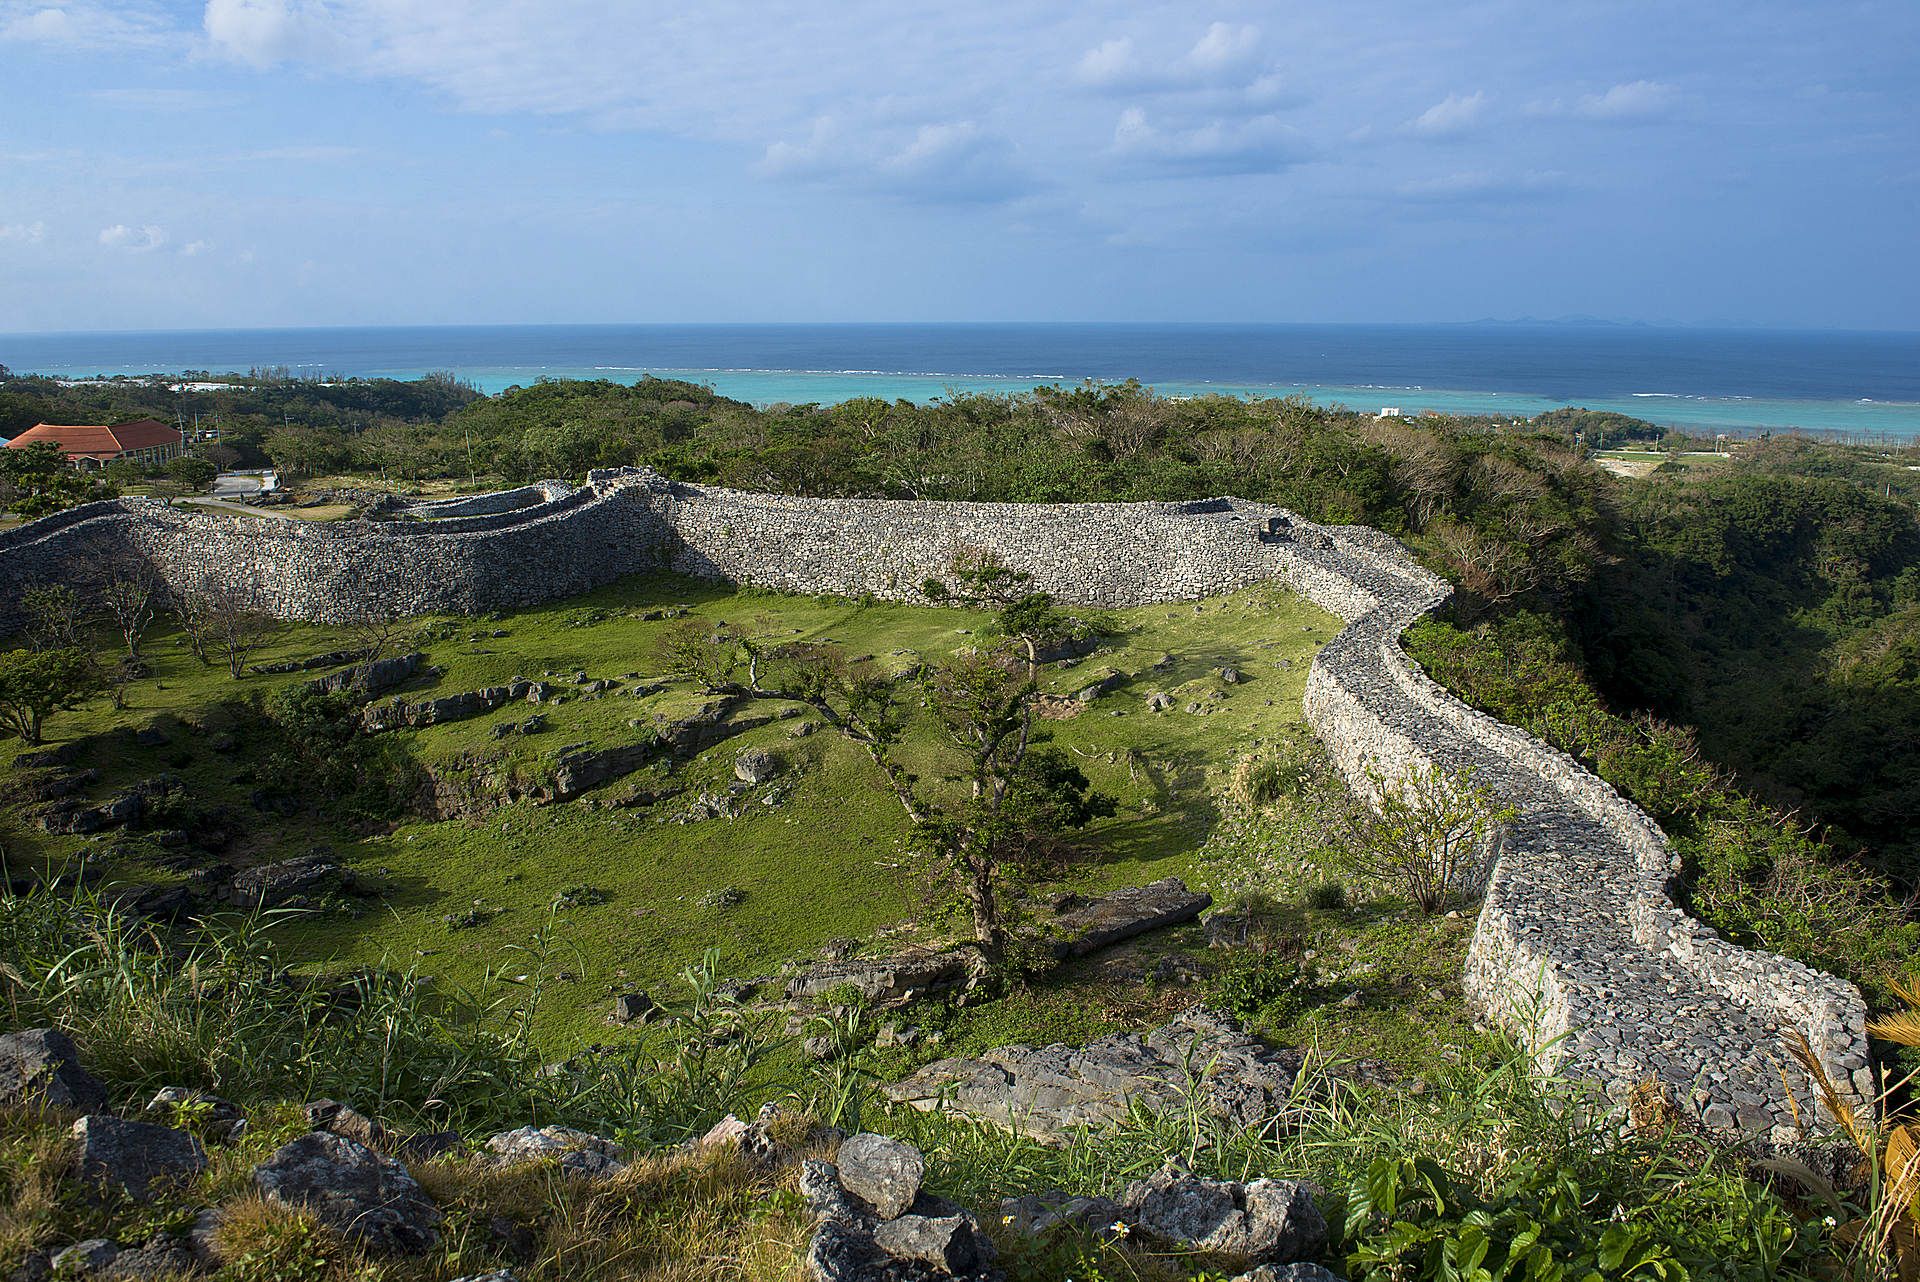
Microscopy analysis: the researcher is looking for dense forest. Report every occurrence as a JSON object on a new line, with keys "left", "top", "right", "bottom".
{"left": 7, "top": 364, "right": 1920, "bottom": 996}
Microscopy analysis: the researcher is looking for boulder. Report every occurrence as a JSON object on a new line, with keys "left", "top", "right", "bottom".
{"left": 484, "top": 1125, "right": 628, "bottom": 1179}
{"left": 71, "top": 1115, "right": 208, "bottom": 1203}
{"left": 226, "top": 855, "right": 356, "bottom": 908}
{"left": 787, "top": 951, "right": 983, "bottom": 1006}
{"left": 133, "top": 728, "right": 171, "bottom": 748}
{"left": 48, "top": 1241, "right": 118, "bottom": 1275}
{"left": 883, "top": 1006, "right": 1391, "bottom": 1140}
{"left": 0, "top": 1028, "right": 109, "bottom": 1114}
{"left": 311, "top": 653, "right": 424, "bottom": 699}
{"left": 552, "top": 743, "right": 654, "bottom": 797}
{"left": 1230, "top": 1266, "right": 1343, "bottom": 1282}
{"left": 734, "top": 748, "right": 781, "bottom": 784}
{"left": 254, "top": 1132, "right": 443, "bottom": 1254}
{"left": 871, "top": 1215, "right": 982, "bottom": 1273}
{"left": 834, "top": 1133, "right": 924, "bottom": 1219}
{"left": 1049, "top": 877, "right": 1212, "bottom": 958}
{"left": 1122, "top": 1160, "right": 1327, "bottom": 1265}
{"left": 99, "top": 1237, "right": 196, "bottom": 1279}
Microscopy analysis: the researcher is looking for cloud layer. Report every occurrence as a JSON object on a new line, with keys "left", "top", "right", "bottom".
{"left": 0, "top": 0, "right": 1912, "bottom": 329}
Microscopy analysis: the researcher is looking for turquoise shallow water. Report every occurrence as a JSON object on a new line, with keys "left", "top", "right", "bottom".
{"left": 6, "top": 323, "right": 1915, "bottom": 437}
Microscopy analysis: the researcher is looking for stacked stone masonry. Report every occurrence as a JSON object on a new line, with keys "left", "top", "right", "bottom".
{"left": 0, "top": 467, "right": 1868, "bottom": 1138}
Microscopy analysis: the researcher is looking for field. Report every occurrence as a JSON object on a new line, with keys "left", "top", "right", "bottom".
{"left": 4, "top": 568, "right": 1477, "bottom": 1063}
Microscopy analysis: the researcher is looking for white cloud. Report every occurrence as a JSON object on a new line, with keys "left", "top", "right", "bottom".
{"left": 874, "top": 122, "right": 1036, "bottom": 202}
{"left": 1073, "top": 22, "right": 1283, "bottom": 101}
{"left": 202, "top": 0, "right": 343, "bottom": 68}
{"left": 1110, "top": 107, "right": 1312, "bottom": 175}
{"left": 758, "top": 116, "right": 1037, "bottom": 203}
{"left": 181, "top": 239, "right": 212, "bottom": 255}
{"left": 99, "top": 223, "right": 167, "bottom": 250}
{"left": 1572, "top": 80, "right": 1680, "bottom": 121}
{"left": 1406, "top": 91, "right": 1489, "bottom": 137}
{"left": 0, "top": 1, "right": 173, "bottom": 46}
{"left": 0, "top": 220, "right": 46, "bottom": 242}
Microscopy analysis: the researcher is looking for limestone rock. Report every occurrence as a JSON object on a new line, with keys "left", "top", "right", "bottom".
{"left": 100, "top": 1237, "right": 196, "bottom": 1280}
{"left": 0, "top": 1028, "right": 109, "bottom": 1114}
{"left": 735, "top": 747, "right": 781, "bottom": 783}
{"left": 610, "top": 991, "right": 659, "bottom": 1023}
{"left": 1049, "top": 877, "right": 1212, "bottom": 958}
{"left": 1122, "top": 1161, "right": 1326, "bottom": 1264}
{"left": 71, "top": 1115, "right": 208, "bottom": 1203}
{"left": 226, "top": 855, "right": 356, "bottom": 908}
{"left": 787, "top": 950, "right": 983, "bottom": 1006}
{"left": 484, "top": 1124, "right": 627, "bottom": 1179}
{"left": 834, "top": 1133, "right": 924, "bottom": 1220}
{"left": 311, "top": 653, "right": 424, "bottom": 699}
{"left": 305, "top": 1098, "right": 390, "bottom": 1149}
{"left": 254, "top": 1132, "right": 443, "bottom": 1254}
{"left": 871, "top": 1214, "right": 982, "bottom": 1273}
{"left": 1231, "top": 1265, "right": 1343, "bottom": 1282}
{"left": 882, "top": 1005, "right": 1389, "bottom": 1140}
{"left": 49, "top": 1241, "right": 118, "bottom": 1276}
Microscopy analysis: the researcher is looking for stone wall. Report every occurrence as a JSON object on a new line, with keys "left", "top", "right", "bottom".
{"left": 0, "top": 467, "right": 1869, "bottom": 1137}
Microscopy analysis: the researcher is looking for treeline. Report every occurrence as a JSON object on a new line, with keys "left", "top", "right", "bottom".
{"left": 0, "top": 368, "right": 483, "bottom": 474}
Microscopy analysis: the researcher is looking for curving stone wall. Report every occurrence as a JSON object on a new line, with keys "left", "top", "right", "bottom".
{"left": 0, "top": 467, "right": 1869, "bottom": 1137}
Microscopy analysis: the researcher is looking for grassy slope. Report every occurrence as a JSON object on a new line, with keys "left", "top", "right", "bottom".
{"left": 7, "top": 572, "right": 1343, "bottom": 1052}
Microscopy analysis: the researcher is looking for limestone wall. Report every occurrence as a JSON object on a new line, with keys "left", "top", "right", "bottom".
{"left": 0, "top": 466, "right": 1870, "bottom": 1137}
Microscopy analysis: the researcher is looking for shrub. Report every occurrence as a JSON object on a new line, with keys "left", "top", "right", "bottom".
{"left": 1333, "top": 763, "right": 1512, "bottom": 913}
{"left": 1305, "top": 880, "right": 1348, "bottom": 911}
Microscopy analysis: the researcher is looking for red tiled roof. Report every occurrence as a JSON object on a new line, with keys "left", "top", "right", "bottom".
{"left": 6, "top": 419, "right": 181, "bottom": 460}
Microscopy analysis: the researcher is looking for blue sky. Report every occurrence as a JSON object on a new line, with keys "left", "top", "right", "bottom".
{"left": 1, "top": 0, "right": 1915, "bottom": 332}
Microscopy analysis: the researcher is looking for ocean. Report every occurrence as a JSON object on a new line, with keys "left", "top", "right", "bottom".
{"left": 3, "top": 322, "right": 1916, "bottom": 437}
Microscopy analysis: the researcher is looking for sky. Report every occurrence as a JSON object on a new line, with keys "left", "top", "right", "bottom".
{"left": 1, "top": 0, "right": 1915, "bottom": 333}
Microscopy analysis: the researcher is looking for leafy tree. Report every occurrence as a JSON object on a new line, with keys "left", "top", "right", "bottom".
{"left": 164, "top": 457, "right": 218, "bottom": 491}
{"left": 0, "top": 648, "right": 100, "bottom": 744}
{"left": 0, "top": 441, "right": 109, "bottom": 519}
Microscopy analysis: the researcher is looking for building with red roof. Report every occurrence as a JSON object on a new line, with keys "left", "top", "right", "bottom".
{"left": 5, "top": 419, "right": 184, "bottom": 470}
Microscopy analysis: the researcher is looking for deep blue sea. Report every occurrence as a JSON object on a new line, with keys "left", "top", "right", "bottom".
{"left": 4, "top": 323, "right": 1916, "bottom": 437}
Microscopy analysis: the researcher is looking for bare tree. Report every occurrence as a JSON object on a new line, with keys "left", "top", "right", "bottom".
{"left": 20, "top": 585, "right": 94, "bottom": 653}
{"left": 96, "top": 551, "right": 160, "bottom": 657}
{"left": 172, "top": 593, "right": 215, "bottom": 666}
{"left": 201, "top": 575, "right": 284, "bottom": 677}
{"left": 340, "top": 602, "right": 403, "bottom": 662}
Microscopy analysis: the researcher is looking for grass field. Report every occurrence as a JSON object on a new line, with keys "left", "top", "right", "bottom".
{"left": 7, "top": 573, "right": 1405, "bottom": 1055}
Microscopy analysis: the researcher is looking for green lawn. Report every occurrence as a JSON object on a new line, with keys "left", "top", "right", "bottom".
{"left": 6, "top": 574, "right": 1344, "bottom": 1053}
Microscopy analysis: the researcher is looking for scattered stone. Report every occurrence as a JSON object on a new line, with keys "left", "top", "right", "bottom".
{"left": 254, "top": 1132, "right": 443, "bottom": 1253}
{"left": 871, "top": 1215, "right": 982, "bottom": 1273}
{"left": 71, "top": 1115, "right": 208, "bottom": 1203}
{"left": 305, "top": 1098, "right": 390, "bottom": 1149}
{"left": 484, "top": 1125, "right": 628, "bottom": 1179}
{"left": 0, "top": 1028, "right": 109, "bottom": 1114}
{"left": 610, "top": 991, "right": 659, "bottom": 1023}
{"left": 1145, "top": 691, "right": 1175, "bottom": 711}
{"left": 999, "top": 1191, "right": 1126, "bottom": 1239}
{"left": 1123, "top": 1160, "right": 1327, "bottom": 1264}
{"left": 1219, "top": 665, "right": 1241, "bottom": 684}
{"left": 1230, "top": 1265, "right": 1343, "bottom": 1282}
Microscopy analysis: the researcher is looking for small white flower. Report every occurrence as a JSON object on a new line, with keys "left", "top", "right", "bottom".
{"left": 1110, "top": 1220, "right": 1130, "bottom": 1236}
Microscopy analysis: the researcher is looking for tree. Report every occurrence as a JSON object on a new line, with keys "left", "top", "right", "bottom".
{"left": 196, "top": 576, "right": 284, "bottom": 677}
{"left": 0, "top": 648, "right": 100, "bottom": 744}
{"left": 201, "top": 443, "right": 240, "bottom": 471}
{"left": 21, "top": 585, "right": 93, "bottom": 653}
{"left": 164, "top": 457, "right": 218, "bottom": 491}
{"left": 1333, "top": 762, "right": 1514, "bottom": 913}
{"left": 96, "top": 551, "right": 160, "bottom": 656}
{"left": 0, "top": 441, "right": 107, "bottom": 519}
